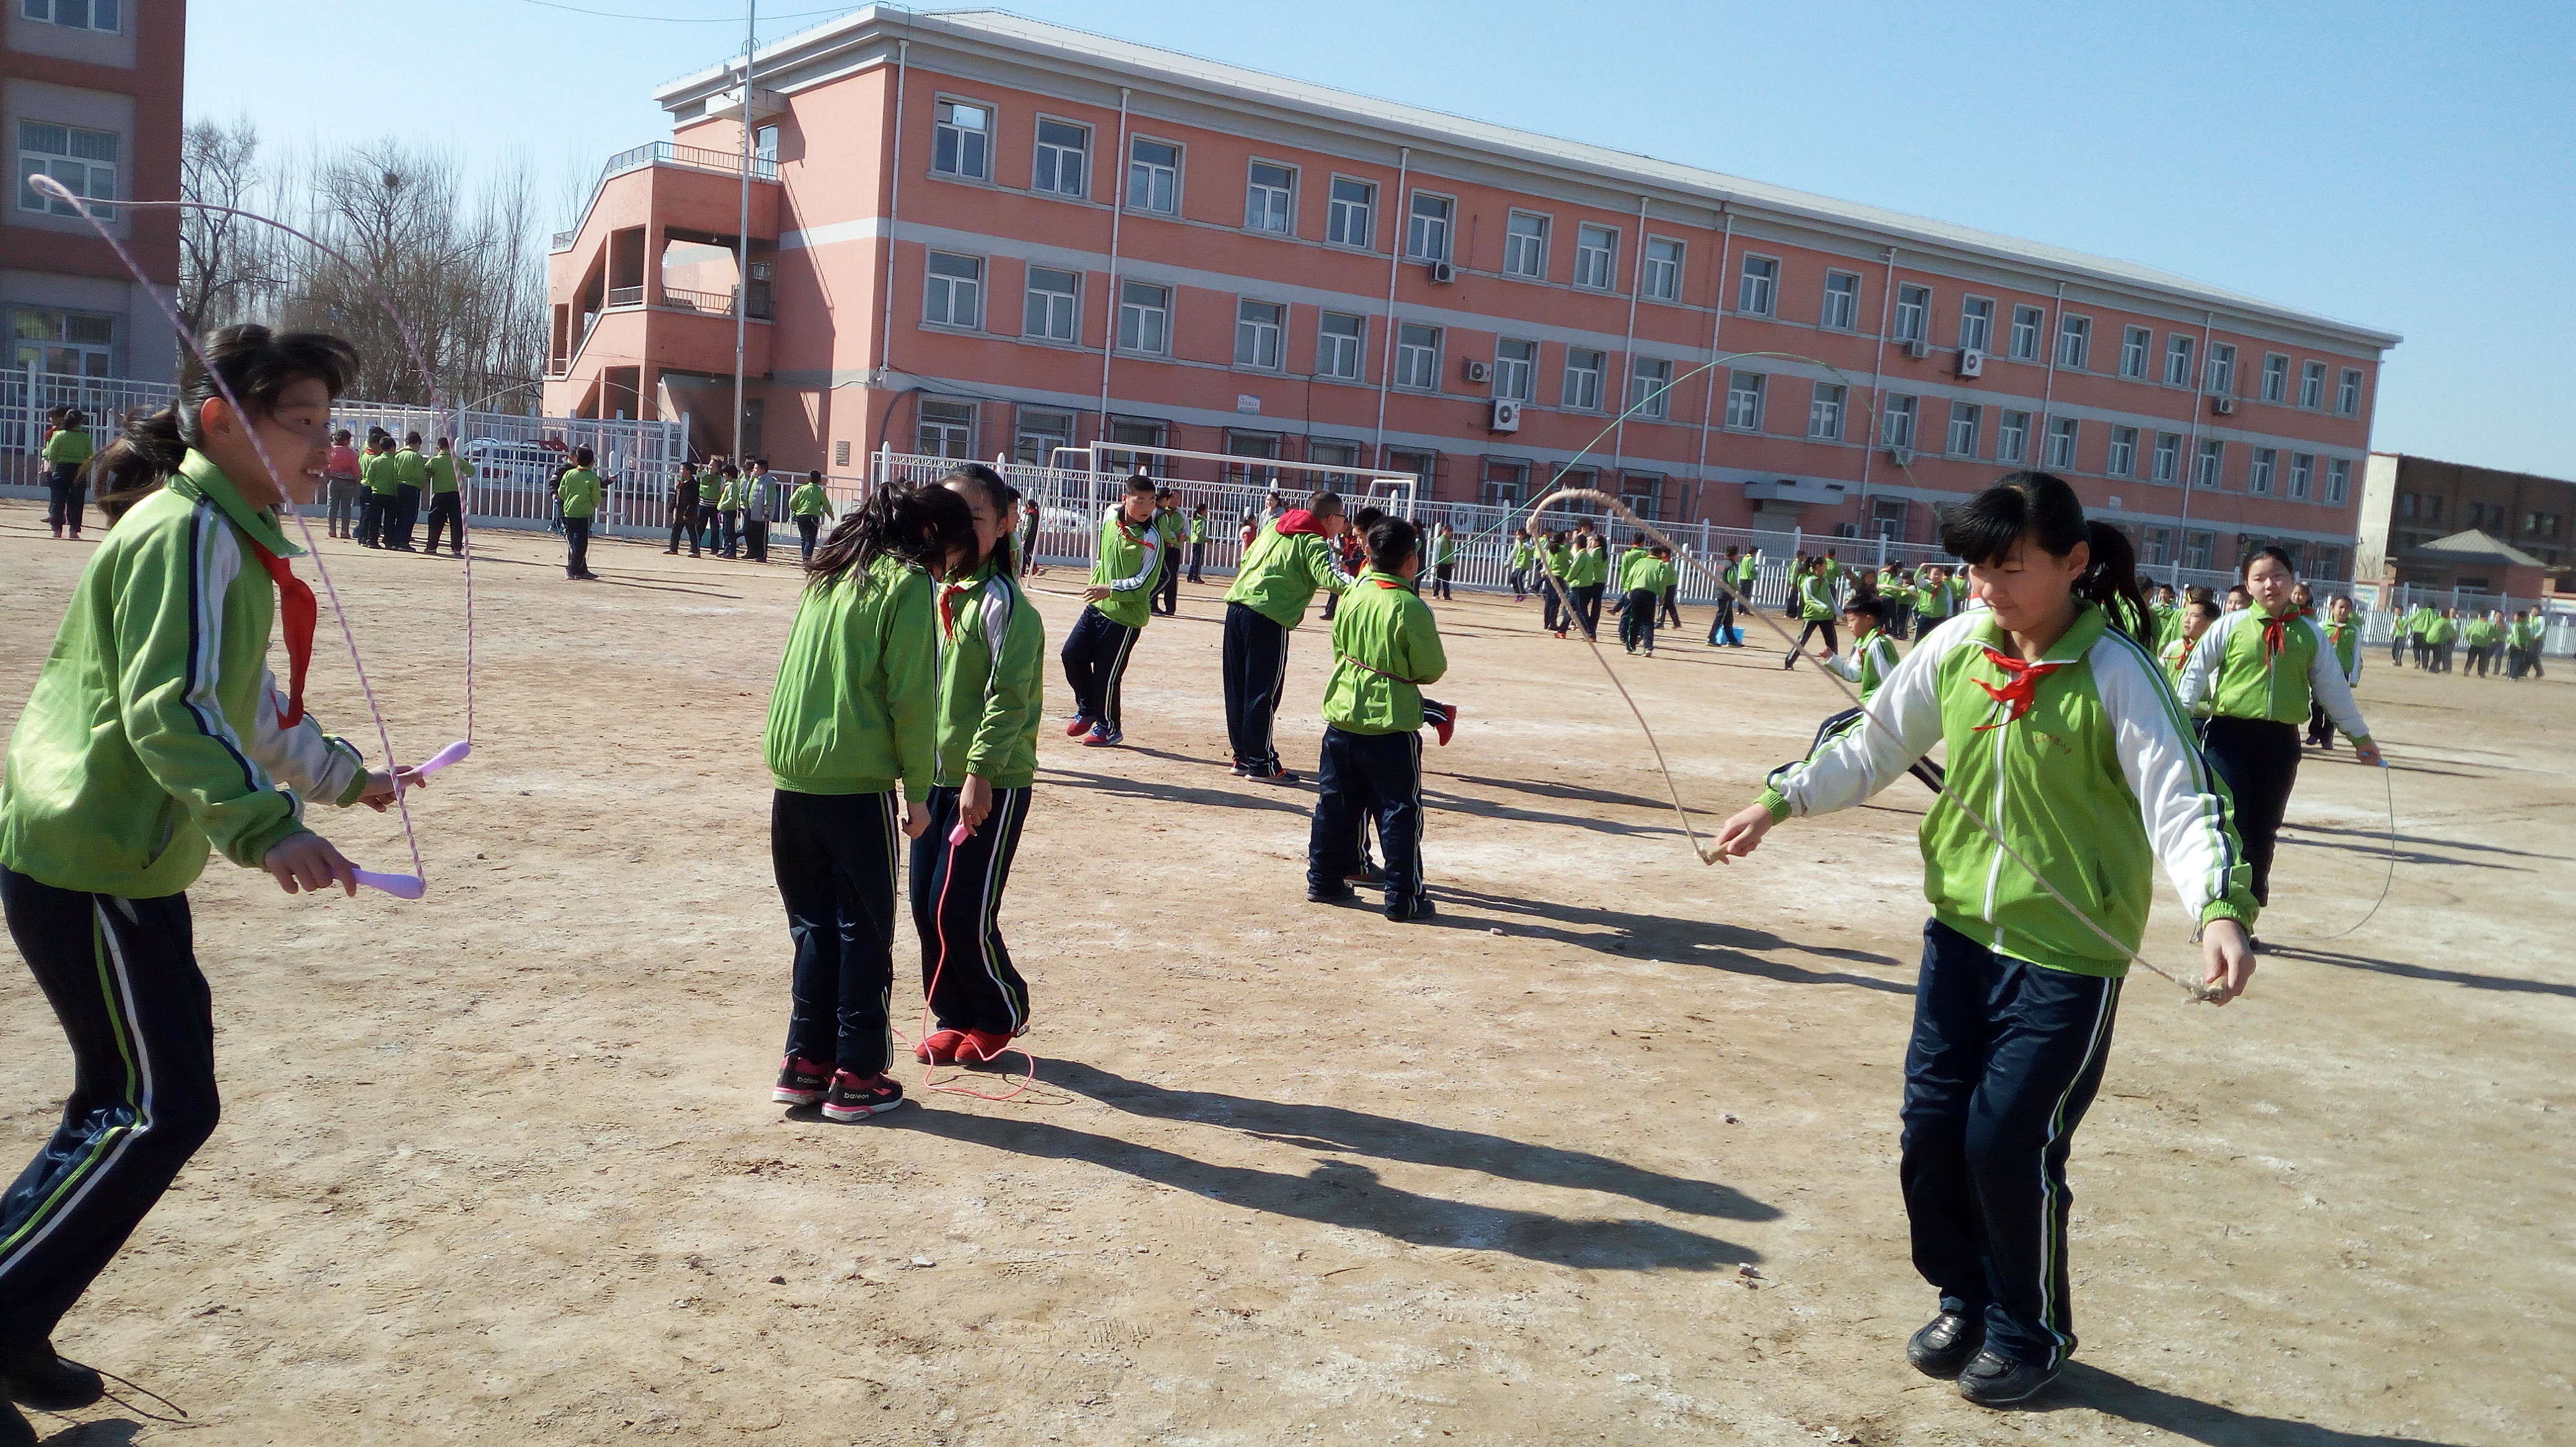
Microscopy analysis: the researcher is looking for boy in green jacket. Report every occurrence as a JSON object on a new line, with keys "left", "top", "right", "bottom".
{"left": 788, "top": 469, "right": 835, "bottom": 564}
{"left": 1429, "top": 522, "right": 1459, "bottom": 601}
{"left": 910, "top": 465, "right": 1046, "bottom": 1068}
{"left": 1060, "top": 473, "right": 1164, "bottom": 747}
{"left": 555, "top": 448, "right": 604, "bottom": 580}
{"left": 1222, "top": 489, "right": 1350, "bottom": 782}
{"left": 1307, "top": 516, "right": 1447, "bottom": 922}
{"left": 422, "top": 435, "right": 470, "bottom": 557}
{"left": 41, "top": 406, "right": 93, "bottom": 540}
{"left": 1151, "top": 486, "right": 1186, "bottom": 616}
{"left": 1, "top": 330, "right": 410, "bottom": 1437}
{"left": 1617, "top": 543, "right": 1674, "bottom": 655}
{"left": 386, "top": 432, "right": 431, "bottom": 551}
{"left": 358, "top": 435, "right": 401, "bottom": 548}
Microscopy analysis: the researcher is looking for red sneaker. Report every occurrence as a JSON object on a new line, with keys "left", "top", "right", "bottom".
{"left": 914, "top": 1028, "right": 967, "bottom": 1066}
{"left": 1425, "top": 700, "right": 1457, "bottom": 747}
{"left": 772, "top": 1056, "right": 830, "bottom": 1106}
{"left": 955, "top": 1028, "right": 1017, "bottom": 1065}
{"left": 1064, "top": 714, "right": 1094, "bottom": 738}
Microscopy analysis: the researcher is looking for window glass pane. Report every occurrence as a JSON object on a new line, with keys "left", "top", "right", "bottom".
{"left": 1245, "top": 162, "right": 1293, "bottom": 232}
{"left": 1494, "top": 337, "right": 1534, "bottom": 400}
{"left": 1563, "top": 348, "right": 1603, "bottom": 409}
{"left": 933, "top": 101, "right": 989, "bottom": 179}
{"left": 1737, "top": 256, "right": 1775, "bottom": 313}
{"left": 1959, "top": 298, "right": 1993, "bottom": 352}
{"left": 1895, "top": 285, "right": 1928, "bottom": 343}
{"left": 1642, "top": 238, "right": 1682, "bottom": 300}
{"left": 1235, "top": 299, "right": 1283, "bottom": 368}
{"left": 1406, "top": 193, "right": 1452, "bottom": 261}
{"left": 1504, "top": 212, "right": 1547, "bottom": 278}
{"left": 1317, "top": 312, "right": 1363, "bottom": 380}
{"left": 1726, "top": 370, "right": 1764, "bottom": 430}
{"left": 1034, "top": 119, "right": 1087, "bottom": 196}
{"left": 1327, "top": 178, "right": 1373, "bottom": 247}
{"left": 1575, "top": 225, "right": 1616, "bottom": 289}
{"left": 1808, "top": 383, "right": 1844, "bottom": 440}
{"left": 1128, "top": 139, "right": 1178, "bottom": 214}
{"left": 1824, "top": 273, "right": 1859, "bottom": 330}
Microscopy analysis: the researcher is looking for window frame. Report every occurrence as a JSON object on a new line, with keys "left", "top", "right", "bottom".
{"left": 1725, "top": 370, "right": 1766, "bottom": 431}
{"left": 1629, "top": 357, "right": 1673, "bottom": 419}
{"left": 2152, "top": 431, "right": 2182, "bottom": 483}
{"left": 1315, "top": 310, "right": 1366, "bottom": 382}
{"left": 1243, "top": 157, "right": 1295, "bottom": 235}
{"left": 2107, "top": 424, "right": 2138, "bottom": 477}
{"left": 2193, "top": 437, "right": 2224, "bottom": 489}
{"left": 1996, "top": 409, "right": 2030, "bottom": 464}
{"left": 1393, "top": 321, "right": 1443, "bottom": 391}
{"left": 1325, "top": 175, "right": 1376, "bottom": 251}
{"left": 2165, "top": 333, "right": 2196, "bottom": 388}
{"left": 1404, "top": 189, "right": 1455, "bottom": 263}
{"left": 1946, "top": 401, "right": 1981, "bottom": 458}
{"left": 1958, "top": 295, "right": 1995, "bottom": 353}
{"left": 2205, "top": 342, "right": 2237, "bottom": 396}
{"left": 2056, "top": 313, "right": 2091, "bottom": 370}
{"left": 1894, "top": 284, "right": 1930, "bottom": 344}
{"left": 1736, "top": 253, "right": 1778, "bottom": 315}
{"left": 1562, "top": 347, "right": 1606, "bottom": 411}
{"left": 1125, "top": 134, "right": 1182, "bottom": 216}
{"left": 2248, "top": 445, "right": 2276, "bottom": 496}
{"left": 2287, "top": 451, "right": 2314, "bottom": 501}
{"left": 2337, "top": 367, "right": 2363, "bottom": 416}
{"left": 1234, "top": 297, "right": 1286, "bottom": 371}
{"left": 1807, "top": 382, "right": 1845, "bottom": 440}
{"left": 2260, "top": 352, "right": 2289, "bottom": 403}
{"left": 2045, "top": 416, "right": 2079, "bottom": 470}
{"left": 1502, "top": 209, "right": 1550, "bottom": 281}
{"left": 15, "top": 118, "right": 119, "bottom": 220}
{"left": 2120, "top": 325, "right": 2151, "bottom": 380}
{"left": 2300, "top": 359, "right": 2327, "bottom": 409}
{"left": 1573, "top": 223, "right": 1619, "bottom": 292}
{"left": 2326, "top": 458, "right": 2350, "bottom": 504}
{"left": 1881, "top": 393, "right": 1918, "bottom": 450}
{"left": 1116, "top": 279, "right": 1171, "bottom": 355}
{"left": 929, "top": 96, "right": 994, "bottom": 182}
{"left": 1013, "top": 406, "right": 1075, "bottom": 468}
{"left": 1020, "top": 264, "right": 1080, "bottom": 343}
{"left": 2008, "top": 305, "right": 2043, "bottom": 362}
{"left": 916, "top": 399, "right": 976, "bottom": 459}
{"left": 921, "top": 250, "right": 985, "bottom": 330}
{"left": 23, "top": 0, "right": 124, "bottom": 32}
{"left": 1640, "top": 235, "right": 1684, "bottom": 302}
{"left": 1030, "top": 115, "right": 1091, "bottom": 200}
{"left": 1492, "top": 337, "right": 1536, "bottom": 401}
{"left": 1821, "top": 269, "right": 1861, "bottom": 331}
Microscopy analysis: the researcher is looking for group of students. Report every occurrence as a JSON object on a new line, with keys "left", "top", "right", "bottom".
{"left": 323, "top": 428, "right": 471, "bottom": 556}
{"left": 2393, "top": 602, "right": 2549, "bottom": 680}
{"left": 34, "top": 407, "right": 94, "bottom": 540}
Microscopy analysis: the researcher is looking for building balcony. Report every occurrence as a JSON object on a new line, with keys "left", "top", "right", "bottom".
{"left": 550, "top": 143, "right": 780, "bottom": 253}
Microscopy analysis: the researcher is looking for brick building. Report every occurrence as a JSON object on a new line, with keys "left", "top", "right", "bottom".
{"left": 2358, "top": 453, "right": 2575, "bottom": 597}
{"left": 547, "top": 6, "right": 2396, "bottom": 574}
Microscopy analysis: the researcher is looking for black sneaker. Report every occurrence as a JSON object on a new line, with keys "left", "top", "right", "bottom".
{"left": 1386, "top": 894, "right": 1436, "bottom": 922}
{"left": 1956, "top": 1349, "right": 2058, "bottom": 1407}
{"left": 1307, "top": 881, "right": 1356, "bottom": 903}
{"left": 1247, "top": 765, "right": 1300, "bottom": 785}
{"left": 821, "top": 1070, "right": 905, "bottom": 1122}
{"left": 3, "top": 1342, "right": 103, "bottom": 1410}
{"left": 772, "top": 1055, "right": 830, "bottom": 1106}
{"left": 1905, "top": 1311, "right": 1984, "bottom": 1379}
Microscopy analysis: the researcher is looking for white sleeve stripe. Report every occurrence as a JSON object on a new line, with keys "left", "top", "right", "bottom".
{"left": 183, "top": 510, "right": 285, "bottom": 806}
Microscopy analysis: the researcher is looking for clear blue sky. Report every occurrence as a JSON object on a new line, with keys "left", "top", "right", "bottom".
{"left": 189, "top": 1, "right": 2573, "bottom": 478}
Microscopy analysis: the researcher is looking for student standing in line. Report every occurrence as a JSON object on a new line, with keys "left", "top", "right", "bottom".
{"left": 1221, "top": 489, "right": 1350, "bottom": 784}
{"left": 741, "top": 457, "right": 773, "bottom": 564}
{"left": 790, "top": 470, "right": 834, "bottom": 564}
{"left": 1542, "top": 530, "right": 1573, "bottom": 636}
{"left": 2505, "top": 610, "right": 2543, "bottom": 680}
{"left": 2178, "top": 546, "right": 2380, "bottom": 911}
{"left": 40, "top": 407, "right": 93, "bottom": 541}
{"left": 1707, "top": 544, "right": 1743, "bottom": 645}
{"left": 1060, "top": 473, "right": 1164, "bottom": 748}
{"left": 765, "top": 484, "right": 969, "bottom": 1122}
{"left": 2403, "top": 600, "right": 2435, "bottom": 668}
{"left": 1429, "top": 522, "right": 1458, "bottom": 601}
{"left": 2428, "top": 607, "right": 2460, "bottom": 673}
{"left": 1617, "top": 542, "right": 1673, "bottom": 656}
{"left": 1321, "top": 518, "right": 1368, "bottom": 623}
{"left": 909, "top": 464, "right": 1045, "bottom": 1069}
{"left": 421, "top": 436, "right": 469, "bottom": 557}
{"left": 710, "top": 463, "right": 741, "bottom": 558}
{"left": 385, "top": 432, "right": 430, "bottom": 552}
{"left": 323, "top": 428, "right": 363, "bottom": 540}
{"left": 1306, "top": 515, "right": 1447, "bottom": 923}
{"left": 1717, "top": 471, "right": 2257, "bottom": 1410}
{"left": 1914, "top": 563, "right": 1959, "bottom": 638}
{"left": 1151, "top": 486, "right": 1185, "bottom": 617}
{"left": 554, "top": 447, "right": 604, "bottom": 581}
{"left": 0, "top": 330, "right": 415, "bottom": 1445}
{"left": 1658, "top": 547, "right": 1684, "bottom": 630}
{"left": 665, "top": 463, "right": 702, "bottom": 556}
{"left": 2308, "top": 595, "right": 2362, "bottom": 746}
{"left": 1185, "top": 503, "right": 1208, "bottom": 584}
{"left": 1566, "top": 533, "right": 1608, "bottom": 640}
{"left": 1784, "top": 554, "right": 1839, "bottom": 668}
{"left": 357, "top": 435, "right": 399, "bottom": 548}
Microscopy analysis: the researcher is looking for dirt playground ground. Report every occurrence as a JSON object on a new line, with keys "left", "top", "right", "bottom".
{"left": 1, "top": 499, "right": 2568, "bottom": 1446}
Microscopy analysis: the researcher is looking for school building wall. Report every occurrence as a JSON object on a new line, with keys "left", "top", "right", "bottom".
{"left": 557, "top": 7, "right": 2396, "bottom": 578}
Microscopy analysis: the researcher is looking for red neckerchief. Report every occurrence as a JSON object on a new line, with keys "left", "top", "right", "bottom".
{"left": 1972, "top": 645, "right": 2063, "bottom": 732}
{"left": 247, "top": 541, "right": 317, "bottom": 726}
{"left": 939, "top": 579, "right": 968, "bottom": 636}
{"left": 2260, "top": 609, "right": 2293, "bottom": 662}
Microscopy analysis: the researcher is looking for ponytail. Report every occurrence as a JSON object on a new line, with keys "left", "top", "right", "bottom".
{"left": 2075, "top": 519, "right": 2152, "bottom": 644}
{"left": 92, "top": 405, "right": 188, "bottom": 523}
{"left": 805, "top": 482, "right": 975, "bottom": 596}
{"left": 1939, "top": 470, "right": 2151, "bottom": 644}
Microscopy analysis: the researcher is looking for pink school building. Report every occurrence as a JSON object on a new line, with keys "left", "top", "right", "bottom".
{"left": 546, "top": 7, "right": 2398, "bottom": 577}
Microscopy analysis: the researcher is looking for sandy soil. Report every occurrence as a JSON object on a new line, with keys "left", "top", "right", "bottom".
{"left": 1, "top": 498, "right": 2568, "bottom": 1447}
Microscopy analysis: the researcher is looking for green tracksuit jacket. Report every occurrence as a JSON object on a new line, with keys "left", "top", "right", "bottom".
{"left": 933, "top": 560, "right": 1045, "bottom": 789}
{"left": 789, "top": 483, "right": 834, "bottom": 518}
{"left": 2426, "top": 616, "right": 2458, "bottom": 645}
{"left": 1759, "top": 604, "right": 2257, "bottom": 977}
{"left": 555, "top": 468, "right": 602, "bottom": 519}
{"left": 362, "top": 450, "right": 401, "bottom": 496}
{"left": 1566, "top": 547, "right": 1606, "bottom": 587}
{"left": 1323, "top": 569, "right": 1447, "bottom": 735}
{"left": 1545, "top": 544, "right": 1572, "bottom": 580}
{"left": 1510, "top": 540, "right": 1533, "bottom": 571}
{"left": 0, "top": 450, "right": 371, "bottom": 896}
{"left": 1823, "top": 627, "right": 1902, "bottom": 702}
{"left": 1089, "top": 505, "right": 1164, "bottom": 629}
{"left": 2320, "top": 620, "right": 2361, "bottom": 682}
{"left": 1432, "top": 533, "right": 1458, "bottom": 567}
{"left": 427, "top": 452, "right": 467, "bottom": 494}
{"left": 42, "top": 427, "right": 93, "bottom": 466}
{"left": 2404, "top": 606, "right": 2437, "bottom": 638}
{"left": 2178, "top": 607, "right": 2372, "bottom": 741}
{"left": 1224, "top": 522, "right": 1346, "bottom": 627}
{"left": 1796, "top": 572, "right": 1835, "bottom": 621}
{"left": 764, "top": 554, "right": 938, "bottom": 800}
{"left": 392, "top": 447, "right": 430, "bottom": 491}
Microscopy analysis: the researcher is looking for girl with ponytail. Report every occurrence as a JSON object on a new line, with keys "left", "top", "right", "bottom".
{"left": 1712, "top": 470, "right": 2258, "bottom": 1408}
{"left": 762, "top": 481, "right": 975, "bottom": 1122}
{"left": 0, "top": 326, "right": 412, "bottom": 1434}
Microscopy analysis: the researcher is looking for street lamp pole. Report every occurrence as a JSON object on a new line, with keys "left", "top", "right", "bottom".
{"left": 733, "top": 0, "right": 755, "bottom": 461}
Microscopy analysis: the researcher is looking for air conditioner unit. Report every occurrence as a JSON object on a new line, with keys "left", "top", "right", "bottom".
{"left": 1888, "top": 444, "right": 1915, "bottom": 468}
{"left": 1904, "top": 338, "right": 1931, "bottom": 360}
{"left": 1463, "top": 359, "right": 1491, "bottom": 384}
{"left": 1956, "top": 348, "right": 1986, "bottom": 378}
{"left": 2211, "top": 395, "right": 2236, "bottom": 416}
{"left": 1427, "top": 260, "right": 1457, "bottom": 284}
{"left": 1489, "top": 399, "right": 1522, "bottom": 434}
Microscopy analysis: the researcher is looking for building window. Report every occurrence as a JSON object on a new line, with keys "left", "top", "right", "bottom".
{"left": 932, "top": 100, "right": 990, "bottom": 180}
{"left": 2194, "top": 437, "right": 2224, "bottom": 488}
{"left": 1575, "top": 224, "right": 1618, "bottom": 290}
{"left": 1116, "top": 281, "right": 1168, "bottom": 354}
{"left": 1822, "top": 270, "right": 1860, "bottom": 331}
{"left": 1022, "top": 265, "right": 1079, "bottom": 341}
{"left": 1725, "top": 370, "right": 1765, "bottom": 430}
{"left": 2206, "top": 343, "right": 2237, "bottom": 395}
{"left": 2310, "top": 545, "right": 2344, "bottom": 582}
{"left": 917, "top": 400, "right": 974, "bottom": 458}
{"left": 23, "top": 0, "right": 121, "bottom": 31}
{"left": 1808, "top": 382, "right": 1845, "bottom": 440}
{"left": 1127, "top": 138, "right": 1180, "bottom": 214}
{"left": 2143, "top": 526, "right": 2174, "bottom": 566}
{"left": 1503, "top": 211, "right": 1548, "bottom": 279}
{"left": 1629, "top": 358, "right": 1672, "bottom": 419}
{"left": 2119, "top": 326, "right": 2150, "bottom": 380}
{"left": 1563, "top": 348, "right": 1604, "bottom": 410}
{"left": 1395, "top": 323, "right": 1441, "bottom": 390}
{"left": 1014, "top": 408, "right": 1073, "bottom": 467}
{"left": 1642, "top": 237, "right": 1683, "bottom": 302}
{"left": 2326, "top": 458, "right": 2350, "bottom": 504}
{"left": 2183, "top": 530, "right": 2214, "bottom": 570}
{"left": 1997, "top": 409, "right": 2029, "bottom": 463}
{"left": 1234, "top": 299, "right": 1283, "bottom": 369}
{"left": 2046, "top": 416, "right": 2079, "bottom": 469}
{"left": 1959, "top": 297, "right": 1994, "bottom": 353}
{"left": 754, "top": 125, "right": 778, "bottom": 162}
{"left": 2249, "top": 446, "right": 2276, "bottom": 496}
{"left": 1316, "top": 311, "right": 1365, "bottom": 380}
{"left": 2261, "top": 353, "right": 2289, "bottom": 403}
{"left": 1946, "top": 401, "right": 1981, "bottom": 457}
{"left": 1494, "top": 337, "right": 1535, "bottom": 400}
{"left": 16, "top": 121, "right": 118, "bottom": 219}
{"left": 1481, "top": 458, "right": 1529, "bottom": 510}
{"left": 1033, "top": 118, "right": 1088, "bottom": 198}
{"left": 2338, "top": 368, "right": 2362, "bottom": 416}
{"left": 1223, "top": 430, "right": 1281, "bottom": 486}
{"left": 2165, "top": 334, "right": 2195, "bottom": 387}
{"left": 2288, "top": 452, "right": 2313, "bottom": 500}
{"left": 1103, "top": 419, "right": 1168, "bottom": 476}
{"left": 1309, "top": 439, "right": 1360, "bottom": 487}
{"left": 1326, "top": 177, "right": 1373, "bottom": 248}
{"left": 1737, "top": 255, "right": 1777, "bottom": 314}
{"left": 1406, "top": 192, "right": 1453, "bottom": 262}
{"left": 10, "top": 307, "right": 114, "bottom": 377}
{"left": 2107, "top": 425, "right": 2138, "bottom": 476}
{"left": 2300, "top": 359, "right": 2326, "bottom": 408}
{"left": 1889, "top": 284, "right": 1928, "bottom": 344}
{"left": 1244, "top": 160, "right": 1294, "bottom": 233}
{"left": 2148, "top": 432, "right": 2181, "bottom": 483}
{"left": 1881, "top": 395, "right": 1918, "bottom": 449}
{"left": 2422, "top": 495, "right": 2442, "bottom": 523}
{"left": 2056, "top": 314, "right": 2091, "bottom": 370}
{"left": 2008, "top": 305, "right": 2043, "bottom": 362}
{"left": 1619, "top": 473, "right": 1664, "bottom": 520}
{"left": 923, "top": 252, "right": 983, "bottom": 328}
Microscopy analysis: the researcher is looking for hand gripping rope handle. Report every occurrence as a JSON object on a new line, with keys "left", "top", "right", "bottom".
{"left": 34, "top": 177, "right": 476, "bottom": 901}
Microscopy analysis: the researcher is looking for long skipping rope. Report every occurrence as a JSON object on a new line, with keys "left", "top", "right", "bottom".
{"left": 35, "top": 178, "right": 475, "bottom": 899}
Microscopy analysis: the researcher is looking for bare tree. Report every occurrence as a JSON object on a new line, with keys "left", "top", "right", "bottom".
{"left": 176, "top": 116, "right": 278, "bottom": 336}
